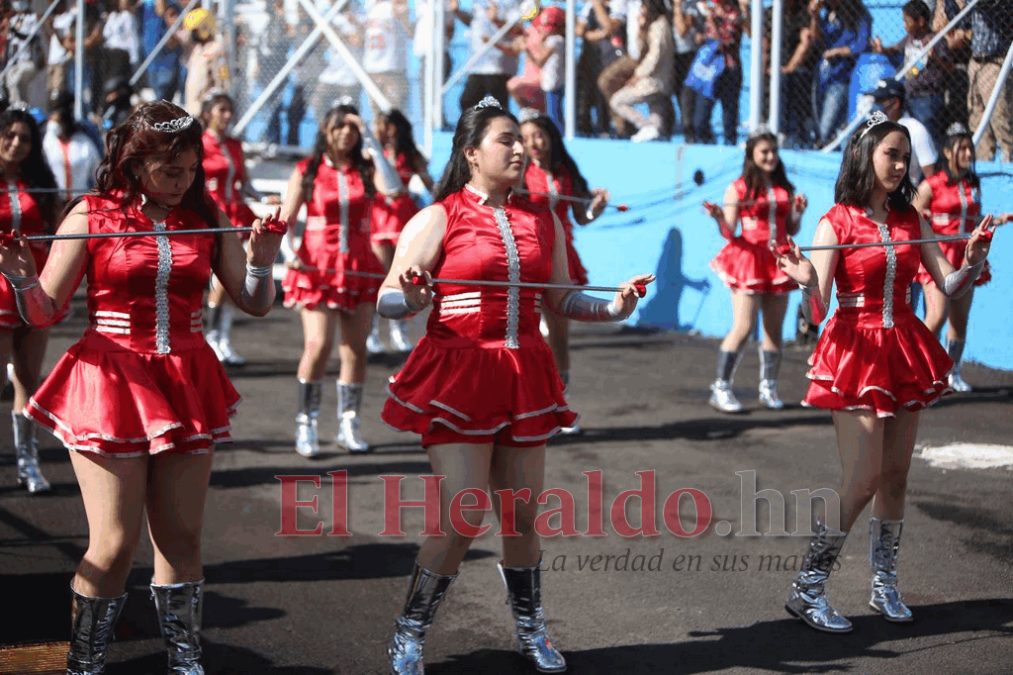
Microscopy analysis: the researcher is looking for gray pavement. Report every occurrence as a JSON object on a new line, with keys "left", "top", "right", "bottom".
{"left": 2, "top": 297, "right": 1012, "bottom": 674}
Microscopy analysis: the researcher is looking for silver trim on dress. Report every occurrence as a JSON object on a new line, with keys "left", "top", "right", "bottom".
{"left": 153, "top": 220, "right": 173, "bottom": 353}
{"left": 7, "top": 185, "right": 22, "bottom": 232}
{"left": 492, "top": 207, "right": 521, "bottom": 349}
{"left": 767, "top": 186, "right": 777, "bottom": 249}
{"left": 337, "top": 171, "right": 350, "bottom": 255}
{"left": 875, "top": 221, "right": 897, "bottom": 329}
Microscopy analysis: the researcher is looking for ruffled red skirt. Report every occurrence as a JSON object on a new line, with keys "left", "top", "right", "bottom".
{"left": 710, "top": 238, "right": 794, "bottom": 294}
{"left": 210, "top": 196, "right": 258, "bottom": 239}
{"left": 371, "top": 194, "right": 419, "bottom": 245}
{"left": 25, "top": 337, "right": 240, "bottom": 456}
{"left": 282, "top": 250, "right": 384, "bottom": 313}
{"left": 382, "top": 336, "right": 578, "bottom": 444}
{"left": 914, "top": 240, "right": 992, "bottom": 286}
{"left": 0, "top": 247, "right": 71, "bottom": 329}
{"left": 803, "top": 311, "right": 953, "bottom": 417}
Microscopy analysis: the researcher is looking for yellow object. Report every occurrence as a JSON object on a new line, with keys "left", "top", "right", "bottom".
{"left": 185, "top": 8, "right": 215, "bottom": 40}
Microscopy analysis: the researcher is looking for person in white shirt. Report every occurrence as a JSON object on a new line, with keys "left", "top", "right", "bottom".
{"left": 414, "top": 0, "right": 455, "bottom": 127}
{"left": 453, "top": 0, "right": 521, "bottom": 111}
{"left": 362, "top": 0, "right": 412, "bottom": 118}
{"left": 867, "top": 78, "right": 937, "bottom": 185}
{"left": 5, "top": 1, "right": 46, "bottom": 110}
{"left": 41, "top": 91, "right": 102, "bottom": 200}
{"left": 312, "top": 10, "right": 365, "bottom": 127}
{"left": 102, "top": 0, "right": 142, "bottom": 70}
{"left": 45, "top": 0, "right": 76, "bottom": 97}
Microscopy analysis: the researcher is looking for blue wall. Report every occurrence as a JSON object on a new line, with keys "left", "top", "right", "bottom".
{"left": 425, "top": 132, "right": 1013, "bottom": 371}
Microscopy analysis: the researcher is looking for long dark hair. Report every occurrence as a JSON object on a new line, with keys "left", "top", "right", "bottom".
{"left": 434, "top": 103, "right": 518, "bottom": 203}
{"left": 380, "top": 108, "right": 425, "bottom": 171}
{"left": 200, "top": 92, "right": 235, "bottom": 136}
{"left": 0, "top": 109, "right": 59, "bottom": 228}
{"left": 301, "top": 104, "right": 376, "bottom": 204}
{"left": 831, "top": 0, "right": 869, "bottom": 32}
{"left": 941, "top": 126, "right": 979, "bottom": 190}
{"left": 643, "top": 0, "right": 671, "bottom": 27}
{"left": 741, "top": 131, "right": 794, "bottom": 201}
{"left": 834, "top": 120, "right": 915, "bottom": 211}
{"left": 520, "top": 113, "right": 590, "bottom": 197}
{"left": 93, "top": 100, "right": 218, "bottom": 229}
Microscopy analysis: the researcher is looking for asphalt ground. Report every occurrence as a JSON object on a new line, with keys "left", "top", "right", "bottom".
{"left": 2, "top": 293, "right": 1012, "bottom": 674}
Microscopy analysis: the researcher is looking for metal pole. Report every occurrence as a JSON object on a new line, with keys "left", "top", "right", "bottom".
{"left": 972, "top": 39, "right": 1013, "bottom": 148}
{"left": 442, "top": 3, "right": 530, "bottom": 94}
{"left": 225, "top": 0, "right": 238, "bottom": 100}
{"left": 768, "top": 0, "right": 784, "bottom": 134}
{"left": 130, "top": 0, "right": 203, "bottom": 86}
{"left": 564, "top": 0, "right": 576, "bottom": 140}
{"left": 296, "top": 0, "right": 393, "bottom": 113}
{"left": 747, "top": 0, "right": 763, "bottom": 133}
{"left": 0, "top": 0, "right": 62, "bottom": 82}
{"left": 435, "top": 0, "right": 446, "bottom": 130}
{"left": 822, "top": 0, "right": 982, "bottom": 153}
{"left": 74, "top": 0, "right": 84, "bottom": 120}
{"left": 232, "top": 0, "right": 349, "bottom": 136}
{"left": 423, "top": 0, "right": 436, "bottom": 156}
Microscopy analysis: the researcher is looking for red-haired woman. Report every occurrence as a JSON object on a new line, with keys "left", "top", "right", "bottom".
{"left": 0, "top": 108, "right": 63, "bottom": 494}
{"left": 200, "top": 92, "right": 281, "bottom": 366}
{"left": 280, "top": 102, "right": 402, "bottom": 457}
{"left": 0, "top": 101, "right": 285, "bottom": 673}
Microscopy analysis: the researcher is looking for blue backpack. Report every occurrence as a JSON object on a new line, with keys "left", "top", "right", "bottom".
{"left": 684, "top": 40, "right": 726, "bottom": 99}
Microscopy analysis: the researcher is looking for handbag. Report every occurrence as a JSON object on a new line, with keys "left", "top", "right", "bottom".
{"left": 683, "top": 39, "right": 725, "bottom": 99}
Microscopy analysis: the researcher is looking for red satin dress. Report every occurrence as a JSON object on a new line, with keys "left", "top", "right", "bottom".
{"left": 381, "top": 186, "right": 577, "bottom": 445}
{"left": 282, "top": 157, "right": 383, "bottom": 312}
{"left": 202, "top": 131, "right": 257, "bottom": 235}
{"left": 0, "top": 180, "right": 65, "bottom": 329}
{"left": 371, "top": 151, "right": 420, "bottom": 245}
{"left": 710, "top": 178, "right": 795, "bottom": 295}
{"left": 523, "top": 162, "right": 588, "bottom": 286}
{"left": 803, "top": 204, "right": 953, "bottom": 417}
{"left": 25, "top": 195, "right": 241, "bottom": 456}
{"left": 914, "top": 171, "right": 990, "bottom": 286}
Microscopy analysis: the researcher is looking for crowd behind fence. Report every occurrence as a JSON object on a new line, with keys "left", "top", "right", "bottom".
{"left": 0, "top": 0, "right": 1009, "bottom": 164}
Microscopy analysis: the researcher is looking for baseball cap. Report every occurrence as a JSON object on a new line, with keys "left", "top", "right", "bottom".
{"left": 866, "top": 78, "right": 905, "bottom": 100}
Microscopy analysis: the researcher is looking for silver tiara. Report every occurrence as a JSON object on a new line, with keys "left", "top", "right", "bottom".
{"left": 332, "top": 96, "right": 354, "bottom": 108}
{"left": 858, "top": 110, "right": 889, "bottom": 140}
{"left": 748, "top": 124, "right": 773, "bottom": 139}
{"left": 946, "top": 122, "right": 970, "bottom": 137}
{"left": 474, "top": 96, "right": 502, "bottom": 111}
{"left": 518, "top": 107, "right": 543, "bottom": 123}
{"left": 152, "top": 115, "right": 195, "bottom": 133}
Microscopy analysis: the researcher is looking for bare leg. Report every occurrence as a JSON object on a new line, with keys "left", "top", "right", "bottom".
{"left": 488, "top": 445, "right": 546, "bottom": 567}
{"left": 337, "top": 302, "right": 372, "bottom": 385}
{"left": 921, "top": 282, "right": 949, "bottom": 338}
{"left": 297, "top": 308, "right": 340, "bottom": 382}
{"left": 145, "top": 450, "right": 215, "bottom": 585}
{"left": 758, "top": 294, "right": 789, "bottom": 352}
{"left": 719, "top": 290, "right": 760, "bottom": 353}
{"left": 11, "top": 324, "right": 48, "bottom": 413}
{"left": 946, "top": 288, "right": 973, "bottom": 343}
{"left": 870, "top": 409, "right": 919, "bottom": 521}
{"left": 831, "top": 410, "right": 885, "bottom": 532}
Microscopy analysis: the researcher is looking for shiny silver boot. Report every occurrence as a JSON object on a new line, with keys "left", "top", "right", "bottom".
{"left": 67, "top": 585, "right": 127, "bottom": 675}
{"left": 758, "top": 349, "right": 784, "bottom": 409}
{"left": 869, "top": 518, "right": 913, "bottom": 622}
{"left": 498, "top": 561, "right": 567, "bottom": 673}
{"left": 13, "top": 410, "right": 50, "bottom": 493}
{"left": 367, "top": 314, "right": 386, "bottom": 355}
{"left": 388, "top": 561, "right": 457, "bottom": 675}
{"left": 945, "top": 339, "right": 972, "bottom": 392}
{"left": 785, "top": 521, "right": 853, "bottom": 633}
{"left": 709, "top": 349, "right": 744, "bottom": 413}
{"left": 558, "top": 370, "right": 580, "bottom": 436}
{"left": 295, "top": 380, "right": 322, "bottom": 458}
{"left": 335, "top": 381, "right": 370, "bottom": 453}
{"left": 150, "top": 578, "right": 205, "bottom": 675}
{"left": 214, "top": 304, "right": 246, "bottom": 367}
{"left": 389, "top": 319, "right": 415, "bottom": 353}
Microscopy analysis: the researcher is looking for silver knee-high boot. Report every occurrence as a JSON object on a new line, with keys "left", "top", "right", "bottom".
{"left": 785, "top": 521, "right": 853, "bottom": 633}
{"left": 709, "top": 349, "right": 745, "bottom": 413}
{"left": 869, "top": 518, "right": 913, "bottom": 622}
{"left": 13, "top": 410, "right": 50, "bottom": 493}
{"left": 295, "top": 379, "right": 323, "bottom": 458}
{"left": 945, "top": 339, "right": 972, "bottom": 392}
{"left": 388, "top": 561, "right": 457, "bottom": 675}
{"left": 214, "top": 304, "right": 246, "bottom": 367}
{"left": 498, "top": 561, "right": 567, "bottom": 673}
{"left": 150, "top": 578, "right": 205, "bottom": 675}
{"left": 335, "top": 381, "right": 370, "bottom": 453}
{"left": 758, "top": 348, "right": 784, "bottom": 409}
{"left": 67, "top": 586, "right": 127, "bottom": 675}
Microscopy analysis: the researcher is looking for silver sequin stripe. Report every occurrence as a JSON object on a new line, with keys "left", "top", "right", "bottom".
{"left": 337, "top": 171, "right": 350, "bottom": 255}
{"left": 154, "top": 221, "right": 173, "bottom": 353}
{"left": 7, "top": 185, "right": 21, "bottom": 232}
{"left": 544, "top": 169, "right": 558, "bottom": 213}
{"left": 767, "top": 186, "right": 777, "bottom": 249}
{"left": 221, "top": 138, "right": 236, "bottom": 201}
{"left": 875, "top": 222, "right": 897, "bottom": 329}
{"left": 492, "top": 207, "right": 521, "bottom": 349}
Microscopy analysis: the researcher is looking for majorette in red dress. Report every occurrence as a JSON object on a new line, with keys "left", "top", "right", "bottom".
{"left": 523, "top": 162, "right": 589, "bottom": 286}
{"left": 381, "top": 186, "right": 578, "bottom": 442}
{"left": 804, "top": 204, "right": 954, "bottom": 417}
{"left": 371, "top": 151, "right": 420, "bottom": 245}
{"left": 0, "top": 179, "right": 68, "bottom": 328}
{"left": 202, "top": 131, "right": 257, "bottom": 234}
{"left": 24, "top": 195, "right": 241, "bottom": 456}
{"left": 914, "top": 170, "right": 991, "bottom": 286}
{"left": 710, "top": 177, "right": 795, "bottom": 294}
{"left": 282, "top": 156, "right": 384, "bottom": 312}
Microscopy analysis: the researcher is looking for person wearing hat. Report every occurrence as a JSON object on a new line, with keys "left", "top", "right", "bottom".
{"left": 866, "top": 77, "right": 936, "bottom": 186}
{"left": 183, "top": 7, "right": 229, "bottom": 115}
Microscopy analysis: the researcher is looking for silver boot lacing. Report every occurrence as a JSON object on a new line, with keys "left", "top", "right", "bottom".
{"left": 388, "top": 561, "right": 457, "bottom": 675}
{"left": 336, "top": 381, "right": 370, "bottom": 453}
{"left": 67, "top": 585, "right": 127, "bottom": 675}
{"left": 785, "top": 521, "right": 853, "bottom": 633}
{"left": 295, "top": 380, "right": 323, "bottom": 458}
{"left": 498, "top": 561, "right": 567, "bottom": 673}
{"left": 869, "top": 517, "right": 913, "bottom": 622}
{"left": 13, "top": 410, "right": 50, "bottom": 493}
{"left": 150, "top": 578, "right": 205, "bottom": 675}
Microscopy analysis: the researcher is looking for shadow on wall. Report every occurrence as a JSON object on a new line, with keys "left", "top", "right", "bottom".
{"left": 637, "top": 227, "right": 712, "bottom": 332}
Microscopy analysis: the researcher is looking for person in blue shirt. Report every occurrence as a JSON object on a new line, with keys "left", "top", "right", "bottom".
{"left": 140, "top": 0, "right": 184, "bottom": 103}
{"left": 808, "top": 0, "right": 871, "bottom": 147}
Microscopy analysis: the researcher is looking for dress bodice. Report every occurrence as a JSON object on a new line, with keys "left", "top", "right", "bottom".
{"left": 0, "top": 178, "right": 48, "bottom": 257}
{"left": 297, "top": 156, "right": 374, "bottom": 254}
{"left": 925, "top": 171, "right": 980, "bottom": 236}
{"left": 524, "top": 162, "right": 573, "bottom": 231}
{"left": 202, "top": 132, "right": 245, "bottom": 205}
{"left": 83, "top": 195, "right": 216, "bottom": 353}
{"left": 733, "top": 177, "right": 792, "bottom": 248}
{"left": 427, "top": 187, "right": 556, "bottom": 349}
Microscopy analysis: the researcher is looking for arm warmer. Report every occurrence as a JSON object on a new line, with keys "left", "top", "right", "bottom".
{"left": 557, "top": 290, "right": 625, "bottom": 321}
